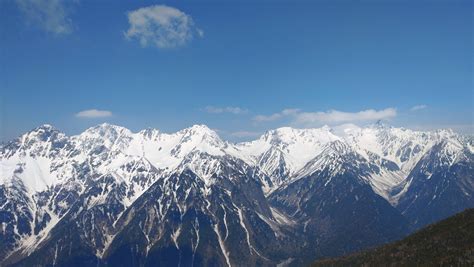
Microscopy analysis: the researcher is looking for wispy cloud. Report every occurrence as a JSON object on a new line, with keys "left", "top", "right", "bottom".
{"left": 204, "top": 106, "right": 248, "bottom": 115}
{"left": 16, "top": 0, "right": 74, "bottom": 34}
{"left": 410, "top": 104, "right": 427, "bottom": 111}
{"left": 75, "top": 109, "right": 113, "bottom": 118}
{"left": 254, "top": 108, "right": 397, "bottom": 126}
{"left": 125, "top": 5, "right": 202, "bottom": 49}
{"left": 295, "top": 108, "right": 397, "bottom": 125}
{"left": 253, "top": 108, "right": 300, "bottom": 122}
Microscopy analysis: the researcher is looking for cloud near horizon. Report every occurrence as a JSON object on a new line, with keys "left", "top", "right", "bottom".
{"left": 16, "top": 0, "right": 74, "bottom": 34}
{"left": 253, "top": 108, "right": 300, "bottom": 122}
{"left": 75, "top": 109, "right": 113, "bottom": 118}
{"left": 254, "top": 108, "right": 397, "bottom": 126}
{"left": 410, "top": 105, "right": 428, "bottom": 111}
{"left": 204, "top": 106, "right": 248, "bottom": 115}
{"left": 125, "top": 5, "right": 202, "bottom": 49}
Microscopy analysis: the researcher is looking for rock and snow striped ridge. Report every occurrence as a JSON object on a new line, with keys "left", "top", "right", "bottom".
{"left": 0, "top": 122, "right": 472, "bottom": 266}
{"left": 1, "top": 122, "right": 469, "bottom": 200}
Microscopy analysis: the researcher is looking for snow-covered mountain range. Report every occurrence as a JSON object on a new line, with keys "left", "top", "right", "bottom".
{"left": 1, "top": 123, "right": 473, "bottom": 266}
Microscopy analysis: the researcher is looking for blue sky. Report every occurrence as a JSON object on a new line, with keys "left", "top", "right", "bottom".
{"left": 1, "top": 0, "right": 473, "bottom": 141}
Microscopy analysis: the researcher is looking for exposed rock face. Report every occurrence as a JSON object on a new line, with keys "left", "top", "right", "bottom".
{"left": 1, "top": 123, "right": 472, "bottom": 266}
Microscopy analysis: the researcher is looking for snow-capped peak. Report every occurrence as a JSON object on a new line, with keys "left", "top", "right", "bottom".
{"left": 72, "top": 123, "right": 134, "bottom": 157}
{"left": 177, "top": 124, "right": 223, "bottom": 145}
{"left": 138, "top": 128, "right": 160, "bottom": 139}
{"left": 1, "top": 123, "right": 468, "bottom": 197}
{"left": 323, "top": 139, "right": 353, "bottom": 155}
{"left": 261, "top": 125, "right": 335, "bottom": 145}
{"left": 31, "top": 123, "right": 57, "bottom": 132}
{"left": 433, "top": 128, "right": 457, "bottom": 140}
{"left": 293, "top": 140, "right": 357, "bottom": 180}
{"left": 181, "top": 124, "right": 216, "bottom": 134}
{"left": 21, "top": 124, "right": 64, "bottom": 144}
{"left": 236, "top": 126, "right": 342, "bottom": 188}
{"left": 368, "top": 120, "right": 392, "bottom": 130}
{"left": 81, "top": 123, "right": 133, "bottom": 138}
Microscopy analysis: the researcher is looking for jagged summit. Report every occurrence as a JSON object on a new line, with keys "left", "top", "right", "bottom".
{"left": 0, "top": 122, "right": 472, "bottom": 266}
{"left": 294, "top": 140, "right": 360, "bottom": 180}
{"left": 1, "top": 122, "right": 470, "bottom": 197}
{"left": 181, "top": 123, "right": 216, "bottom": 133}
{"left": 138, "top": 127, "right": 160, "bottom": 139}
{"left": 32, "top": 123, "right": 57, "bottom": 131}
{"left": 4, "top": 123, "right": 466, "bottom": 147}
{"left": 260, "top": 125, "right": 335, "bottom": 144}
{"left": 22, "top": 124, "right": 63, "bottom": 141}
{"left": 81, "top": 122, "right": 133, "bottom": 137}
{"left": 2, "top": 122, "right": 468, "bottom": 194}
{"left": 324, "top": 139, "right": 353, "bottom": 154}
{"left": 371, "top": 119, "right": 391, "bottom": 128}
{"left": 177, "top": 124, "right": 224, "bottom": 146}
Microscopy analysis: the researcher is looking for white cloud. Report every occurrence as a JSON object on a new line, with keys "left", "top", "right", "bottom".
{"left": 125, "top": 5, "right": 202, "bottom": 49}
{"left": 204, "top": 106, "right": 248, "bottom": 114}
{"left": 253, "top": 108, "right": 300, "bottom": 122}
{"left": 295, "top": 108, "right": 397, "bottom": 125}
{"left": 75, "top": 109, "right": 113, "bottom": 118}
{"left": 254, "top": 108, "right": 397, "bottom": 126}
{"left": 16, "top": 0, "right": 73, "bottom": 34}
{"left": 410, "top": 104, "right": 427, "bottom": 111}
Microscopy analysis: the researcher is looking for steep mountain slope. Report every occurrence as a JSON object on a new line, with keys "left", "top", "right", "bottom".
{"left": 1, "top": 125, "right": 80, "bottom": 261}
{"left": 340, "top": 123, "right": 437, "bottom": 202}
{"left": 1, "top": 124, "right": 297, "bottom": 266}
{"left": 11, "top": 154, "right": 298, "bottom": 266}
{"left": 397, "top": 137, "right": 474, "bottom": 228}
{"left": 1, "top": 123, "right": 472, "bottom": 266}
{"left": 269, "top": 141, "right": 410, "bottom": 265}
{"left": 312, "top": 208, "right": 474, "bottom": 267}
{"left": 235, "top": 127, "right": 341, "bottom": 192}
